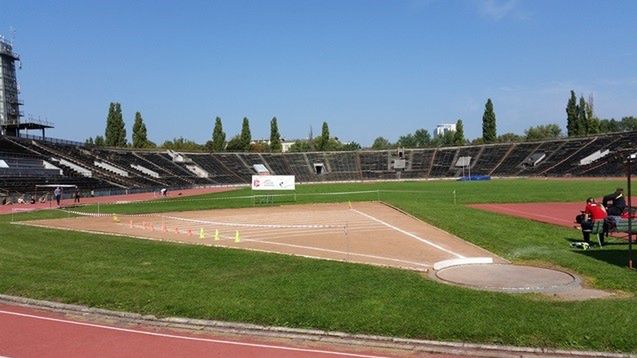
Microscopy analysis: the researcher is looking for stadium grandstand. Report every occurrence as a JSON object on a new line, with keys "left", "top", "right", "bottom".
{"left": 2, "top": 131, "right": 636, "bottom": 203}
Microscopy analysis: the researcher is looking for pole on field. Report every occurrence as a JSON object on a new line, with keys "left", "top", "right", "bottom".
{"left": 453, "top": 190, "right": 457, "bottom": 205}
{"left": 627, "top": 153, "right": 634, "bottom": 269}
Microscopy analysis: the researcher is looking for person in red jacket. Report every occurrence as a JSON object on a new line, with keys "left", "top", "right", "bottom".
{"left": 580, "top": 197, "right": 608, "bottom": 245}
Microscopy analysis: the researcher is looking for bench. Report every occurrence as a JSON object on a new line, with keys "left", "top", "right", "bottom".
{"left": 609, "top": 218, "right": 637, "bottom": 235}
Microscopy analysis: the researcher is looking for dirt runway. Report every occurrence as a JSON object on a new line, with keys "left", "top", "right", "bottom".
{"left": 22, "top": 202, "right": 503, "bottom": 272}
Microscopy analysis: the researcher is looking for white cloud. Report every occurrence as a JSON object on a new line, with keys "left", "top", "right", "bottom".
{"left": 478, "top": 0, "right": 519, "bottom": 20}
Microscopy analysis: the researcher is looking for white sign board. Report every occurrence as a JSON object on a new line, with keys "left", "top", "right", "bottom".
{"left": 251, "top": 175, "right": 295, "bottom": 191}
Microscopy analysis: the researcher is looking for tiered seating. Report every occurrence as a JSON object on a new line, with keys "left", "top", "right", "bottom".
{"left": 136, "top": 152, "right": 201, "bottom": 184}
{"left": 213, "top": 154, "right": 252, "bottom": 183}
{"left": 282, "top": 153, "right": 314, "bottom": 181}
{"left": 188, "top": 154, "right": 243, "bottom": 184}
{"left": 239, "top": 154, "right": 270, "bottom": 172}
{"left": 89, "top": 149, "right": 170, "bottom": 187}
{"left": 491, "top": 142, "right": 542, "bottom": 176}
{"left": 406, "top": 149, "right": 435, "bottom": 178}
{"left": 516, "top": 140, "right": 565, "bottom": 175}
{"left": 575, "top": 132, "right": 637, "bottom": 177}
{"left": 429, "top": 148, "right": 458, "bottom": 177}
{"left": 323, "top": 152, "right": 361, "bottom": 181}
{"left": 359, "top": 151, "right": 389, "bottom": 179}
{"left": 447, "top": 146, "right": 482, "bottom": 177}
{"left": 260, "top": 154, "right": 292, "bottom": 175}
{"left": 541, "top": 137, "right": 602, "bottom": 176}
{"left": 470, "top": 144, "right": 513, "bottom": 176}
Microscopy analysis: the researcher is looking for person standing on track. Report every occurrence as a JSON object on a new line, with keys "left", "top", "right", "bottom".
{"left": 54, "top": 187, "right": 62, "bottom": 207}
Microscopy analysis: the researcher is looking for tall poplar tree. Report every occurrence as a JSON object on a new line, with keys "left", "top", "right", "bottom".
{"left": 576, "top": 96, "right": 588, "bottom": 136}
{"left": 211, "top": 117, "right": 226, "bottom": 152}
{"left": 482, "top": 98, "right": 497, "bottom": 143}
{"left": 239, "top": 117, "right": 251, "bottom": 151}
{"left": 565, "top": 90, "right": 578, "bottom": 137}
{"left": 317, "top": 121, "right": 330, "bottom": 151}
{"left": 453, "top": 119, "right": 465, "bottom": 146}
{"left": 105, "top": 102, "right": 127, "bottom": 147}
{"left": 132, "top": 112, "right": 148, "bottom": 148}
{"left": 270, "top": 117, "right": 282, "bottom": 152}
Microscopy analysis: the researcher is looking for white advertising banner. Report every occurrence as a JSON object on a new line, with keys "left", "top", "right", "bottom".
{"left": 251, "top": 175, "right": 296, "bottom": 191}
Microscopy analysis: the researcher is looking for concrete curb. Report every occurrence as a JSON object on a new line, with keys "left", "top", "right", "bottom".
{"left": 0, "top": 294, "right": 633, "bottom": 357}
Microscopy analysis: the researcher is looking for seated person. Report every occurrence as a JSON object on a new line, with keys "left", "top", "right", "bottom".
{"left": 579, "top": 197, "right": 608, "bottom": 245}
{"left": 16, "top": 195, "right": 25, "bottom": 204}
{"left": 603, "top": 188, "right": 626, "bottom": 216}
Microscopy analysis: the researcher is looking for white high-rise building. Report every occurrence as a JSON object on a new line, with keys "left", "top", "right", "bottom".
{"left": 434, "top": 123, "right": 456, "bottom": 138}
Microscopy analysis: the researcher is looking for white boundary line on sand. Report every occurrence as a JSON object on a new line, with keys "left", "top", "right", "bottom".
{"left": 242, "top": 238, "right": 432, "bottom": 269}
{"left": 350, "top": 208, "right": 464, "bottom": 259}
{"left": 0, "top": 310, "right": 384, "bottom": 358}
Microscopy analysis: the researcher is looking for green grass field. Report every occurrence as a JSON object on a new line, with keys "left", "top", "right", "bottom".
{"left": 1, "top": 179, "right": 636, "bottom": 352}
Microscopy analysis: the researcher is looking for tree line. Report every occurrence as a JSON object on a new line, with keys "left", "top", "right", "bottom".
{"left": 86, "top": 102, "right": 360, "bottom": 152}
{"left": 87, "top": 96, "right": 636, "bottom": 152}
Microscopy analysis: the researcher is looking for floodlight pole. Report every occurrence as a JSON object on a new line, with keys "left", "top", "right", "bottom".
{"left": 627, "top": 154, "right": 634, "bottom": 269}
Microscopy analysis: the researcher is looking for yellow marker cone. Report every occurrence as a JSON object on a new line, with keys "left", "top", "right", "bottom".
{"left": 199, "top": 228, "right": 205, "bottom": 239}
{"left": 214, "top": 229, "right": 220, "bottom": 241}
{"left": 113, "top": 214, "right": 120, "bottom": 223}
{"left": 348, "top": 201, "right": 352, "bottom": 209}
{"left": 234, "top": 230, "right": 240, "bottom": 243}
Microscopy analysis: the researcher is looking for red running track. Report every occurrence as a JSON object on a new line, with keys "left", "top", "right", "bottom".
{"left": 468, "top": 197, "right": 637, "bottom": 229}
{"left": 468, "top": 202, "right": 582, "bottom": 228}
{"left": 0, "top": 303, "right": 426, "bottom": 358}
{"left": 0, "top": 186, "right": 238, "bottom": 215}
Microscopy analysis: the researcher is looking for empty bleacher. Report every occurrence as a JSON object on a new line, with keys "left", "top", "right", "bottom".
{"left": 429, "top": 148, "right": 458, "bottom": 177}
{"left": 470, "top": 144, "right": 513, "bottom": 176}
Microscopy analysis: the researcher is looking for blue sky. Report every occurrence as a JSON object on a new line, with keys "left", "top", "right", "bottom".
{"left": 1, "top": 0, "right": 636, "bottom": 146}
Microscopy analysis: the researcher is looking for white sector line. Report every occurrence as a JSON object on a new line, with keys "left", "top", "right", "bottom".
{"left": 351, "top": 209, "right": 464, "bottom": 259}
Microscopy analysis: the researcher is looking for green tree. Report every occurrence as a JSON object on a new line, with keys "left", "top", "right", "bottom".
{"left": 433, "top": 131, "right": 455, "bottom": 147}
{"left": 239, "top": 117, "right": 251, "bottom": 151}
{"left": 288, "top": 140, "right": 313, "bottom": 152}
{"left": 132, "top": 112, "right": 148, "bottom": 148}
{"left": 225, "top": 135, "right": 244, "bottom": 152}
{"left": 396, "top": 134, "right": 416, "bottom": 148}
{"left": 104, "top": 102, "right": 127, "bottom": 147}
{"left": 211, "top": 117, "right": 226, "bottom": 152}
{"left": 371, "top": 137, "right": 392, "bottom": 150}
{"left": 576, "top": 96, "right": 588, "bottom": 135}
{"left": 565, "top": 90, "right": 578, "bottom": 137}
{"left": 413, "top": 129, "right": 432, "bottom": 147}
{"left": 316, "top": 122, "right": 330, "bottom": 151}
{"left": 161, "top": 137, "right": 205, "bottom": 151}
{"left": 270, "top": 117, "right": 282, "bottom": 152}
{"left": 620, "top": 116, "right": 637, "bottom": 131}
{"left": 453, "top": 120, "right": 465, "bottom": 146}
{"left": 94, "top": 135, "right": 105, "bottom": 147}
{"left": 525, "top": 124, "right": 562, "bottom": 141}
{"left": 482, "top": 98, "right": 497, "bottom": 143}
{"left": 85, "top": 137, "right": 94, "bottom": 146}
{"left": 340, "top": 141, "right": 361, "bottom": 151}
{"left": 497, "top": 133, "right": 523, "bottom": 143}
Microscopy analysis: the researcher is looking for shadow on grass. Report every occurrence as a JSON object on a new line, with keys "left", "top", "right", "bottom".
{"left": 565, "top": 236, "right": 635, "bottom": 268}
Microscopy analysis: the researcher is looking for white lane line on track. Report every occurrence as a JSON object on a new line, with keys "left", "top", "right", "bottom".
{"left": 0, "top": 310, "right": 387, "bottom": 358}
{"left": 350, "top": 209, "right": 464, "bottom": 259}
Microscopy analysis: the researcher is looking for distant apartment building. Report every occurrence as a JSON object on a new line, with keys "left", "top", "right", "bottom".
{"left": 434, "top": 123, "right": 456, "bottom": 138}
